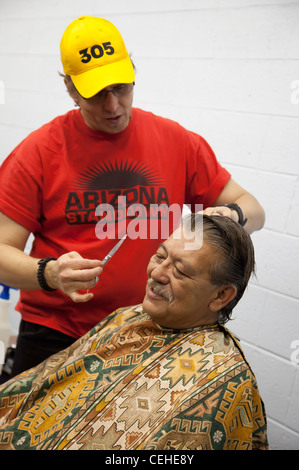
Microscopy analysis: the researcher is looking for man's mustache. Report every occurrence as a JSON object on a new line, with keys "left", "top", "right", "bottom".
{"left": 147, "top": 278, "right": 174, "bottom": 303}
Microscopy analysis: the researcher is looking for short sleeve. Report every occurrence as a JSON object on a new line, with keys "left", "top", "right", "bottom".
{"left": 185, "top": 132, "right": 231, "bottom": 210}
{"left": 0, "top": 135, "right": 43, "bottom": 233}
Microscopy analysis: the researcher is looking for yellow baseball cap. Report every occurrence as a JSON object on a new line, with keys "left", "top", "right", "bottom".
{"left": 60, "top": 16, "right": 135, "bottom": 98}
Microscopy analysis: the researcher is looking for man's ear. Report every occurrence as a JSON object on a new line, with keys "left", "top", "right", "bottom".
{"left": 209, "top": 285, "right": 237, "bottom": 312}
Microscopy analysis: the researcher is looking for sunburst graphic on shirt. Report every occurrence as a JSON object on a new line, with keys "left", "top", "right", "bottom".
{"left": 73, "top": 160, "right": 162, "bottom": 190}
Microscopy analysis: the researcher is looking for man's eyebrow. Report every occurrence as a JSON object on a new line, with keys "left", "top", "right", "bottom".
{"left": 159, "top": 243, "right": 167, "bottom": 253}
{"left": 159, "top": 243, "right": 195, "bottom": 276}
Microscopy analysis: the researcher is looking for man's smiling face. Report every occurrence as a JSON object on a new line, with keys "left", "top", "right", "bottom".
{"left": 142, "top": 229, "right": 223, "bottom": 329}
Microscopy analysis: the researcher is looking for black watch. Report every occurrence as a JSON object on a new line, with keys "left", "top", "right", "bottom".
{"left": 37, "top": 257, "right": 57, "bottom": 291}
{"left": 224, "top": 203, "right": 248, "bottom": 227}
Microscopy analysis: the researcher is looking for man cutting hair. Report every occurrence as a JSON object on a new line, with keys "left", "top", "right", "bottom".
{"left": 0, "top": 17, "right": 265, "bottom": 376}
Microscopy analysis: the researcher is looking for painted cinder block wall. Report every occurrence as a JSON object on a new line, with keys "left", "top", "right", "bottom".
{"left": 0, "top": 0, "right": 298, "bottom": 450}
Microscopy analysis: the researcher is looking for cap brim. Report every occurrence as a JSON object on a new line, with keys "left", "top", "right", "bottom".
{"left": 70, "top": 56, "right": 135, "bottom": 99}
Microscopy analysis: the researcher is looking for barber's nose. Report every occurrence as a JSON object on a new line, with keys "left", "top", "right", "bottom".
{"left": 103, "top": 91, "right": 119, "bottom": 112}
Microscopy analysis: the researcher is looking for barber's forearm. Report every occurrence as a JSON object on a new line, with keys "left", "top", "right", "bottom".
{"left": 213, "top": 178, "right": 265, "bottom": 234}
{"left": 232, "top": 193, "right": 265, "bottom": 234}
{"left": 0, "top": 243, "right": 40, "bottom": 290}
{"left": 0, "top": 244, "right": 103, "bottom": 303}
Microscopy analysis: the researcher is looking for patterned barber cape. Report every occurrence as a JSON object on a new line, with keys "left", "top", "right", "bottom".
{"left": 0, "top": 305, "right": 268, "bottom": 450}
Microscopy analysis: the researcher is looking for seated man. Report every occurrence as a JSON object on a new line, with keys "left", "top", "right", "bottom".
{"left": 0, "top": 215, "right": 268, "bottom": 450}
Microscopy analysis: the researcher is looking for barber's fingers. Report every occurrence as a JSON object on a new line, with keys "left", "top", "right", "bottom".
{"left": 68, "top": 287, "right": 95, "bottom": 303}
{"left": 62, "top": 276, "right": 99, "bottom": 303}
{"left": 68, "top": 290, "right": 94, "bottom": 303}
{"left": 49, "top": 252, "right": 103, "bottom": 302}
{"left": 57, "top": 251, "right": 102, "bottom": 272}
{"left": 198, "top": 206, "right": 239, "bottom": 223}
{"left": 86, "top": 276, "right": 99, "bottom": 294}
{"left": 62, "top": 273, "right": 101, "bottom": 303}
{"left": 59, "top": 262, "right": 102, "bottom": 284}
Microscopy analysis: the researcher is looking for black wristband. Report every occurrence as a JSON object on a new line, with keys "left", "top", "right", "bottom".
{"left": 224, "top": 203, "right": 248, "bottom": 227}
{"left": 37, "top": 257, "right": 57, "bottom": 291}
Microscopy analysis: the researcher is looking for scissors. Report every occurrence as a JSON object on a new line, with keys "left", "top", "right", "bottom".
{"left": 102, "top": 234, "right": 128, "bottom": 266}
{"left": 87, "top": 234, "right": 127, "bottom": 292}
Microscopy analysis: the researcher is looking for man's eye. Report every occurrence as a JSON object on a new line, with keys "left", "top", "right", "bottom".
{"left": 175, "top": 266, "right": 185, "bottom": 277}
{"left": 155, "top": 253, "right": 165, "bottom": 261}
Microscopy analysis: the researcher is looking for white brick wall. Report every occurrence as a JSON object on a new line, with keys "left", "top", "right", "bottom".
{"left": 0, "top": 0, "right": 298, "bottom": 449}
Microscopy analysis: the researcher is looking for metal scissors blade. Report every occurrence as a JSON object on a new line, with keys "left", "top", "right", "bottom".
{"left": 102, "top": 234, "right": 127, "bottom": 265}
{"left": 86, "top": 235, "right": 127, "bottom": 293}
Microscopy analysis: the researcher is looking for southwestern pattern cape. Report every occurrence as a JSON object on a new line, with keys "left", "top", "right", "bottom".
{"left": 0, "top": 305, "right": 268, "bottom": 450}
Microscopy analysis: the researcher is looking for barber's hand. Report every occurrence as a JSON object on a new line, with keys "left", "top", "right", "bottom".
{"left": 44, "top": 252, "right": 103, "bottom": 302}
{"left": 200, "top": 206, "right": 239, "bottom": 224}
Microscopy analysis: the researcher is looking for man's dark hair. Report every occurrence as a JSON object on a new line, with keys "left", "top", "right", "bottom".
{"left": 182, "top": 213, "right": 255, "bottom": 324}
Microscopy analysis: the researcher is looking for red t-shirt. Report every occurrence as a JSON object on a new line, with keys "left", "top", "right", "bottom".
{"left": 0, "top": 108, "right": 230, "bottom": 338}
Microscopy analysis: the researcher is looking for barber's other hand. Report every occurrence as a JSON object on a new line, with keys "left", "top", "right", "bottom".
{"left": 44, "top": 252, "right": 103, "bottom": 302}
{"left": 200, "top": 206, "right": 239, "bottom": 224}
